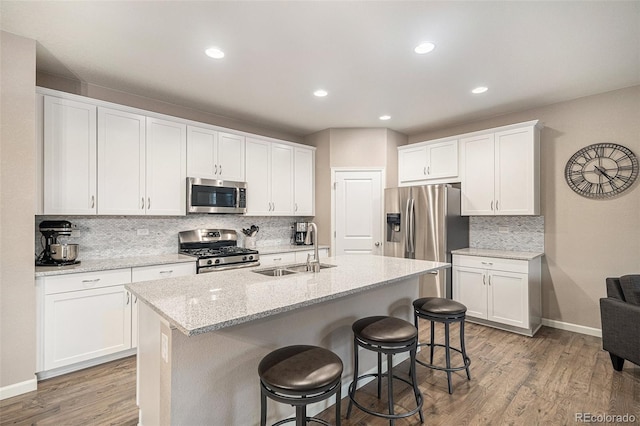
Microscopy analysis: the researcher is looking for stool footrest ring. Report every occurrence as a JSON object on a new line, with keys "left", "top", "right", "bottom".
{"left": 273, "top": 417, "right": 331, "bottom": 426}
{"left": 416, "top": 343, "right": 471, "bottom": 372}
{"left": 347, "top": 373, "right": 423, "bottom": 420}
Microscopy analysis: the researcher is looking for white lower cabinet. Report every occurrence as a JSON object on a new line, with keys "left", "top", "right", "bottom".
{"left": 260, "top": 252, "right": 297, "bottom": 266}
{"left": 294, "top": 248, "right": 330, "bottom": 263}
{"left": 452, "top": 254, "right": 541, "bottom": 336}
{"left": 36, "top": 261, "right": 195, "bottom": 378}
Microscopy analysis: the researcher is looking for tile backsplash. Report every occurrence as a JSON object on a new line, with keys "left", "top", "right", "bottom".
{"left": 35, "top": 215, "right": 309, "bottom": 260}
{"left": 469, "top": 216, "right": 544, "bottom": 252}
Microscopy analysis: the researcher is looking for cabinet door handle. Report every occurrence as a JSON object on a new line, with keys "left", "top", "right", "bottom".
{"left": 496, "top": 200, "right": 499, "bottom": 211}
{"left": 141, "top": 197, "right": 145, "bottom": 209}
{"left": 148, "top": 198, "right": 151, "bottom": 209}
{"left": 91, "top": 195, "right": 95, "bottom": 209}
{"left": 134, "top": 295, "right": 138, "bottom": 304}
{"left": 427, "top": 166, "right": 430, "bottom": 175}
{"left": 423, "top": 166, "right": 427, "bottom": 175}
{"left": 294, "top": 203, "right": 298, "bottom": 212}
{"left": 490, "top": 200, "right": 494, "bottom": 211}
{"left": 126, "top": 292, "right": 130, "bottom": 305}
{"left": 488, "top": 275, "right": 492, "bottom": 285}
{"left": 214, "top": 164, "right": 218, "bottom": 175}
{"left": 219, "top": 165, "right": 222, "bottom": 175}
{"left": 482, "top": 274, "right": 486, "bottom": 285}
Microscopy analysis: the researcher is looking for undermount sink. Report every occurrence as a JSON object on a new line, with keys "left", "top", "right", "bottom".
{"left": 252, "top": 263, "right": 336, "bottom": 277}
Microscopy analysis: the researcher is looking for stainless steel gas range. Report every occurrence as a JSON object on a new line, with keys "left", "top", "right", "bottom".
{"left": 178, "top": 229, "right": 260, "bottom": 273}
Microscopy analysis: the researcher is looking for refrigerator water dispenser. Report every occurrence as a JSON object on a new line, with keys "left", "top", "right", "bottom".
{"left": 386, "top": 213, "right": 401, "bottom": 242}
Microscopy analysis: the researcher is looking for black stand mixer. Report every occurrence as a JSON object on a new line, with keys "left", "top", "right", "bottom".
{"left": 36, "top": 220, "right": 81, "bottom": 266}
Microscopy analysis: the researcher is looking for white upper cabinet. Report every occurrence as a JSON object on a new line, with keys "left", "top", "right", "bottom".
{"left": 294, "top": 147, "right": 315, "bottom": 216}
{"left": 145, "top": 117, "right": 187, "bottom": 216}
{"left": 97, "top": 107, "right": 146, "bottom": 215}
{"left": 398, "top": 138, "right": 458, "bottom": 185}
{"left": 245, "top": 138, "right": 295, "bottom": 216}
{"left": 461, "top": 121, "right": 540, "bottom": 216}
{"left": 43, "top": 96, "right": 97, "bottom": 215}
{"left": 187, "top": 127, "right": 245, "bottom": 182}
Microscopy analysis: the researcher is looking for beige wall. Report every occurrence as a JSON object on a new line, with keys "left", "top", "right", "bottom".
{"left": 36, "top": 72, "right": 304, "bottom": 144}
{"left": 305, "top": 128, "right": 408, "bottom": 247}
{"left": 0, "top": 32, "right": 37, "bottom": 389}
{"left": 410, "top": 85, "right": 640, "bottom": 329}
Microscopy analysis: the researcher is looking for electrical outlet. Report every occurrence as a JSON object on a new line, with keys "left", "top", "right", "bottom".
{"left": 161, "top": 333, "right": 169, "bottom": 362}
{"left": 137, "top": 229, "right": 149, "bottom": 236}
{"left": 498, "top": 227, "right": 510, "bottom": 234}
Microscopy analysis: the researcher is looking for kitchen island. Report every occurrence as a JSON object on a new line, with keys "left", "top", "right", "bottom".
{"left": 126, "top": 255, "right": 449, "bottom": 425}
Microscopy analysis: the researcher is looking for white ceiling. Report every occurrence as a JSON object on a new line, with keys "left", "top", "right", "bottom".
{"left": 1, "top": 1, "right": 639, "bottom": 137}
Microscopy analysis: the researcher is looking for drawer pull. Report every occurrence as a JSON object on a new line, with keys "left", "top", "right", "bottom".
{"left": 81, "top": 278, "right": 101, "bottom": 283}
{"left": 159, "top": 270, "right": 173, "bottom": 275}
{"left": 481, "top": 262, "right": 493, "bottom": 265}
{"left": 273, "top": 257, "right": 282, "bottom": 261}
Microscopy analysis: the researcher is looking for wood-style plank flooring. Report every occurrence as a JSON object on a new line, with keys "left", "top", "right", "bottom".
{"left": 1, "top": 324, "right": 638, "bottom": 425}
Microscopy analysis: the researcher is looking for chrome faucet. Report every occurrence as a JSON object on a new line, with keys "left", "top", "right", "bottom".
{"left": 305, "top": 222, "right": 320, "bottom": 272}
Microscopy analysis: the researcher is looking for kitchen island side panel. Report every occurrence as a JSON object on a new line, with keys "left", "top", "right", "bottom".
{"left": 138, "top": 277, "right": 419, "bottom": 425}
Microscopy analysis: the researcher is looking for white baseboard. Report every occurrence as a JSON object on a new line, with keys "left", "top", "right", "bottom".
{"left": 542, "top": 318, "right": 602, "bottom": 338}
{"left": 0, "top": 375, "right": 37, "bottom": 400}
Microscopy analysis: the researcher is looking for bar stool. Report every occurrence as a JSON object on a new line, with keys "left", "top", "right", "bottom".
{"left": 346, "top": 316, "right": 424, "bottom": 426}
{"left": 259, "top": 345, "right": 343, "bottom": 426}
{"left": 413, "top": 297, "right": 471, "bottom": 394}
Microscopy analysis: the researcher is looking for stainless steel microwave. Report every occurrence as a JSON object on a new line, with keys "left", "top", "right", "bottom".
{"left": 186, "top": 177, "right": 247, "bottom": 214}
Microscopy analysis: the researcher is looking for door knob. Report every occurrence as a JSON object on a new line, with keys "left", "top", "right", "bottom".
{"left": 374, "top": 242, "right": 380, "bottom": 247}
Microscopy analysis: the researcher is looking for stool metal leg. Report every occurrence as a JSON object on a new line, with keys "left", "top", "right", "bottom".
{"left": 429, "top": 320, "right": 435, "bottom": 364}
{"left": 409, "top": 345, "right": 424, "bottom": 424}
{"left": 260, "top": 387, "right": 267, "bottom": 426}
{"left": 346, "top": 337, "right": 358, "bottom": 419}
{"left": 387, "top": 353, "right": 394, "bottom": 426}
{"left": 461, "top": 319, "right": 471, "bottom": 380}
{"left": 444, "top": 322, "right": 452, "bottom": 394}
{"left": 377, "top": 352, "right": 382, "bottom": 399}
{"left": 295, "top": 405, "right": 305, "bottom": 426}
{"left": 336, "top": 383, "right": 342, "bottom": 426}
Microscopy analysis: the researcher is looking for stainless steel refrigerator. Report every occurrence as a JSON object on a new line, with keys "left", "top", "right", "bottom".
{"left": 384, "top": 184, "right": 468, "bottom": 298}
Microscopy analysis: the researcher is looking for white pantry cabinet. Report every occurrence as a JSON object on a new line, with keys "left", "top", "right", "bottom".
{"left": 187, "top": 126, "right": 245, "bottom": 181}
{"left": 245, "top": 138, "right": 294, "bottom": 216}
{"left": 43, "top": 96, "right": 97, "bottom": 215}
{"left": 293, "top": 147, "right": 315, "bottom": 216}
{"left": 398, "top": 138, "right": 459, "bottom": 185}
{"left": 452, "top": 254, "right": 541, "bottom": 336}
{"left": 461, "top": 121, "right": 540, "bottom": 216}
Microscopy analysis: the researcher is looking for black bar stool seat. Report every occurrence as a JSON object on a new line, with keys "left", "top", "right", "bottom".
{"left": 346, "top": 316, "right": 424, "bottom": 426}
{"left": 413, "top": 297, "right": 471, "bottom": 394}
{"left": 259, "top": 345, "right": 343, "bottom": 426}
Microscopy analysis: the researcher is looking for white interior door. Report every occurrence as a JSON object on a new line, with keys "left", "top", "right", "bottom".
{"left": 334, "top": 170, "right": 383, "bottom": 255}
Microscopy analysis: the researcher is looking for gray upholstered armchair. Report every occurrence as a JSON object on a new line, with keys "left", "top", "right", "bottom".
{"left": 600, "top": 275, "right": 640, "bottom": 370}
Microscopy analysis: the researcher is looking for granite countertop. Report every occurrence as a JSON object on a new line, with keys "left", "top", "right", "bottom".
{"left": 126, "top": 255, "right": 449, "bottom": 336}
{"left": 451, "top": 248, "right": 544, "bottom": 261}
{"left": 257, "top": 244, "right": 330, "bottom": 255}
{"left": 35, "top": 254, "right": 195, "bottom": 277}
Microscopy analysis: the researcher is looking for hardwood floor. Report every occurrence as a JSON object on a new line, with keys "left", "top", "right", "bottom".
{"left": 1, "top": 324, "right": 638, "bottom": 425}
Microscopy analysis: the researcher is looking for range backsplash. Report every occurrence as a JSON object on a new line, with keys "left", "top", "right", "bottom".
{"left": 35, "top": 215, "right": 310, "bottom": 260}
{"left": 469, "top": 216, "right": 544, "bottom": 253}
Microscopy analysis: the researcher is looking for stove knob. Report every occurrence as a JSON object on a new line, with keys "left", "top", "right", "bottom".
{"left": 207, "top": 260, "right": 213, "bottom": 265}
{"left": 215, "top": 259, "right": 221, "bottom": 264}
{"left": 242, "top": 256, "right": 247, "bottom": 261}
{"left": 248, "top": 255, "right": 254, "bottom": 260}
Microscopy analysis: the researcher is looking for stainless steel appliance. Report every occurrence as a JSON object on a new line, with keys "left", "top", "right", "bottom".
{"left": 179, "top": 229, "right": 260, "bottom": 273}
{"left": 186, "top": 177, "right": 247, "bottom": 214}
{"left": 36, "top": 220, "right": 81, "bottom": 266}
{"left": 294, "top": 222, "right": 312, "bottom": 245}
{"left": 384, "top": 184, "right": 468, "bottom": 298}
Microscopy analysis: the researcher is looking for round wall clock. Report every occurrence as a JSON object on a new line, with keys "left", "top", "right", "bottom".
{"left": 565, "top": 142, "right": 638, "bottom": 198}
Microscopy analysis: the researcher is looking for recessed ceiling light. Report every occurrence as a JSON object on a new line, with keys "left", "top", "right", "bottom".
{"left": 379, "top": 115, "right": 391, "bottom": 121}
{"left": 313, "top": 89, "right": 328, "bottom": 97}
{"left": 205, "top": 47, "right": 225, "bottom": 59}
{"left": 414, "top": 42, "right": 436, "bottom": 54}
{"left": 472, "top": 86, "right": 488, "bottom": 94}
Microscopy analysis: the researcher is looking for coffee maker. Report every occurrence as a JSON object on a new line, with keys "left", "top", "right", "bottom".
{"left": 294, "top": 222, "right": 311, "bottom": 245}
{"left": 36, "top": 220, "right": 80, "bottom": 266}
